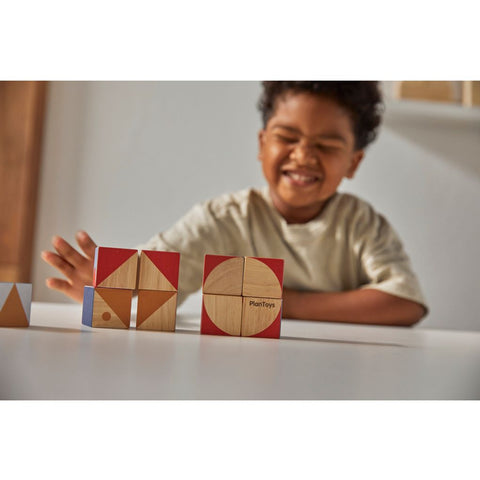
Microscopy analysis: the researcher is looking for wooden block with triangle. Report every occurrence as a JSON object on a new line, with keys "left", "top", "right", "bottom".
{"left": 136, "top": 290, "right": 177, "bottom": 331}
{"left": 93, "top": 247, "right": 138, "bottom": 290}
{"left": 138, "top": 250, "right": 180, "bottom": 291}
{"left": 82, "top": 286, "right": 133, "bottom": 329}
{"left": 0, "top": 282, "right": 32, "bottom": 328}
{"left": 136, "top": 250, "right": 180, "bottom": 331}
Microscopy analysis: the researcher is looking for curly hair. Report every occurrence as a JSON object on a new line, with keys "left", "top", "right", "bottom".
{"left": 257, "top": 81, "right": 384, "bottom": 150}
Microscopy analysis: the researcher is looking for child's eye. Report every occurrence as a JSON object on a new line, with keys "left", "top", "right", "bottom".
{"left": 276, "top": 135, "right": 297, "bottom": 144}
{"left": 315, "top": 144, "right": 339, "bottom": 152}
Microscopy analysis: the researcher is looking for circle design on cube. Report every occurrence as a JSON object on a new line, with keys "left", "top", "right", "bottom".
{"left": 243, "top": 258, "right": 283, "bottom": 298}
{"left": 203, "top": 257, "right": 244, "bottom": 296}
{"left": 204, "top": 294, "right": 242, "bottom": 336}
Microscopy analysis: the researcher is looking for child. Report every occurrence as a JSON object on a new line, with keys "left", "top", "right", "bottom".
{"left": 42, "top": 81, "right": 427, "bottom": 326}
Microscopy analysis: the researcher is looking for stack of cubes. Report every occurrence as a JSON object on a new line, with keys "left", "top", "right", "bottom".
{"left": 136, "top": 250, "right": 180, "bottom": 331}
{"left": 201, "top": 255, "right": 284, "bottom": 339}
{"left": 82, "top": 247, "right": 180, "bottom": 331}
{"left": 0, "top": 282, "right": 32, "bottom": 328}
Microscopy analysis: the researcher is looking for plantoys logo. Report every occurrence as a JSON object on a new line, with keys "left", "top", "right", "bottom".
{"left": 249, "top": 300, "right": 276, "bottom": 309}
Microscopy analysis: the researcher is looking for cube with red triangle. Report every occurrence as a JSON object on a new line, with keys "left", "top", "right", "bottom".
{"left": 83, "top": 246, "right": 138, "bottom": 329}
{"left": 0, "top": 282, "right": 32, "bottom": 328}
{"left": 83, "top": 246, "right": 181, "bottom": 332}
{"left": 93, "top": 247, "right": 139, "bottom": 290}
{"left": 136, "top": 250, "right": 180, "bottom": 331}
{"left": 137, "top": 250, "right": 180, "bottom": 291}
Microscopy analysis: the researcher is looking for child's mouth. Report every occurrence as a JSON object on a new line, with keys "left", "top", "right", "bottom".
{"left": 282, "top": 171, "right": 320, "bottom": 187}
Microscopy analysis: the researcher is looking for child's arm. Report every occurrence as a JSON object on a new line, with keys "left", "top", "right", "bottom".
{"left": 41, "top": 231, "right": 97, "bottom": 302}
{"left": 282, "top": 288, "right": 426, "bottom": 326}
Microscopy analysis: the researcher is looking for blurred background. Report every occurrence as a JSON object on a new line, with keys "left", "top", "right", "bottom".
{"left": 1, "top": 81, "right": 479, "bottom": 330}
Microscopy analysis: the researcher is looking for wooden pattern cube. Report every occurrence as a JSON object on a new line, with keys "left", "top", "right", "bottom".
{"left": 93, "top": 246, "right": 138, "bottom": 289}
{"left": 201, "top": 294, "right": 243, "bottom": 336}
{"left": 82, "top": 286, "right": 132, "bottom": 329}
{"left": 202, "top": 255, "right": 244, "bottom": 296}
{"left": 136, "top": 290, "right": 177, "bottom": 331}
{"left": 0, "top": 282, "right": 31, "bottom": 327}
{"left": 241, "top": 296, "right": 282, "bottom": 339}
{"left": 137, "top": 250, "right": 180, "bottom": 291}
{"left": 242, "top": 257, "right": 284, "bottom": 299}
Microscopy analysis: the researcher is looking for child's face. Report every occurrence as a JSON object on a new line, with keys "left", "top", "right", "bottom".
{"left": 258, "top": 91, "right": 364, "bottom": 224}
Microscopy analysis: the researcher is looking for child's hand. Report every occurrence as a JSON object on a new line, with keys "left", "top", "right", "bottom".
{"left": 41, "top": 231, "right": 97, "bottom": 303}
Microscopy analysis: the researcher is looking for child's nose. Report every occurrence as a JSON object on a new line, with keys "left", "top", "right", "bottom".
{"left": 290, "top": 142, "right": 318, "bottom": 166}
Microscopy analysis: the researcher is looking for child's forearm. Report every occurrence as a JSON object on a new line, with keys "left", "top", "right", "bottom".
{"left": 282, "top": 288, "right": 426, "bottom": 326}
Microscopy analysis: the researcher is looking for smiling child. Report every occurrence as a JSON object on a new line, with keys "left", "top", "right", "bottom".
{"left": 42, "top": 81, "right": 427, "bottom": 325}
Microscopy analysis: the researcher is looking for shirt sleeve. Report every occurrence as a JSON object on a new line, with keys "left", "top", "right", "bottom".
{"left": 353, "top": 205, "right": 428, "bottom": 311}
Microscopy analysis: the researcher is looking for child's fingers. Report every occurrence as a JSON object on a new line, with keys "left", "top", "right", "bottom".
{"left": 45, "top": 278, "right": 83, "bottom": 303}
{"left": 75, "top": 230, "right": 97, "bottom": 260}
{"left": 41, "top": 250, "right": 75, "bottom": 279}
{"left": 51, "top": 235, "right": 88, "bottom": 269}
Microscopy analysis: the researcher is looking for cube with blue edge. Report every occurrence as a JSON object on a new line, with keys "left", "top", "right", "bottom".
{"left": 82, "top": 285, "right": 132, "bottom": 329}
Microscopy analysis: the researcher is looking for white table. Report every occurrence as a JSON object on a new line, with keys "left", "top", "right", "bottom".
{"left": 1, "top": 294, "right": 480, "bottom": 399}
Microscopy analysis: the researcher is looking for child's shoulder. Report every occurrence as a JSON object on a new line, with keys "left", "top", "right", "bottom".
{"left": 331, "top": 191, "right": 393, "bottom": 233}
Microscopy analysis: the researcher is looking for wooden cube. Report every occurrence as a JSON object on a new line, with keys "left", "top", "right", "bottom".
{"left": 136, "top": 290, "right": 177, "bottom": 332}
{"left": 202, "top": 254, "right": 244, "bottom": 296}
{"left": 241, "top": 296, "right": 282, "bottom": 339}
{"left": 201, "top": 294, "right": 243, "bottom": 336}
{"left": 137, "top": 250, "right": 180, "bottom": 291}
{"left": 82, "top": 286, "right": 132, "bottom": 329}
{"left": 0, "top": 282, "right": 31, "bottom": 327}
{"left": 242, "top": 257, "right": 284, "bottom": 299}
{"left": 93, "top": 246, "right": 138, "bottom": 289}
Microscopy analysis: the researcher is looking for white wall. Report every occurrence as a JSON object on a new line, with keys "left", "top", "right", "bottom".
{"left": 33, "top": 82, "right": 480, "bottom": 331}
{"left": 33, "top": 81, "right": 264, "bottom": 301}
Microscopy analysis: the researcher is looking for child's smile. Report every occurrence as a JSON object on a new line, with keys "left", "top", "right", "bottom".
{"left": 258, "top": 91, "right": 364, "bottom": 224}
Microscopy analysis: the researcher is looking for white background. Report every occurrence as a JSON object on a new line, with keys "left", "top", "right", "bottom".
{"left": 2, "top": 0, "right": 479, "bottom": 477}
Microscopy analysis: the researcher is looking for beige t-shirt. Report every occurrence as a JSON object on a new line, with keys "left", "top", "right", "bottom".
{"left": 138, "top": 187, "right": 427, "bottom": 309}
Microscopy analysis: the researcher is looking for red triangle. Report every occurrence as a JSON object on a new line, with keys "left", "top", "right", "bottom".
{"left": 143, "top": 250, "right": 180, "bottom": 290}
{"left": 94, "top": 247, "right": 138, "bottom": 287}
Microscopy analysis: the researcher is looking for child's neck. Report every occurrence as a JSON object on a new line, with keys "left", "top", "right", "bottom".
{"left": 269, "top": 190, "right": 334, "bottom": 224}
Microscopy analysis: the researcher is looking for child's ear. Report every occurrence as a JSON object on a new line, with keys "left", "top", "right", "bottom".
{"left": 346, "top": 150, "right": 364, "bottom": 179}
{"left": 257, "top": 129, "right": 266, "bottom": 161}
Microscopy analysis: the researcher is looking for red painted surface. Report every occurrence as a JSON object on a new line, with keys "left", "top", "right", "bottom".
{"left": 143, "top": 250, "right": 180, "bottom": 290}
{"left": 202, "top": 254, "right": 240, "bottom": 287}
{"left": 93, "top": 247, "right": 138, "bottom": 287}
{"left": 250, "top": 309, "right": 282, "bottom": 339}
